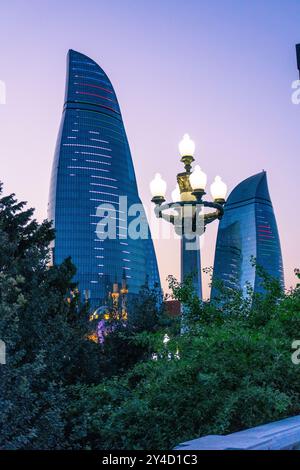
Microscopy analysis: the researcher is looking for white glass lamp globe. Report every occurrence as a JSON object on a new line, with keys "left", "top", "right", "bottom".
{"left": 150, "top": 173, "right": 167, "bottom": 198}
{"left": 171, "top": 184, "right": 181, "bottom": 202}
{"left": 189, "top": 165, "right": 207, "bottom": 191}
{"left": 210, "top": 176, "right": 227, "bottom": 201}
{"left": 178, "top": 134, "right": 195, "bottom": 157}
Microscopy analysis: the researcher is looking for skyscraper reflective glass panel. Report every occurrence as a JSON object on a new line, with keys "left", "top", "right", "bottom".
{"left": 48, "top": 50, "right": 160, "bottom": 306}
{"left": 211, "top": 172, "right": 284, "bottom": 297}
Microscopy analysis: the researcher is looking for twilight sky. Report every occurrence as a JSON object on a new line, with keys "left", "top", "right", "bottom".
{"left": 0, "top": 0, "right": 299, "bottom": 297}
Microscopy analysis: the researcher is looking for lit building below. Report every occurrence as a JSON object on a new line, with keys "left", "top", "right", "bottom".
{"left": 89, "top": 269, "right": 129, "bottom": 343}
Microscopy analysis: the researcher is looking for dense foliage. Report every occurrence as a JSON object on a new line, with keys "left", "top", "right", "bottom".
{"left": 0, "top": 184, "right": 107, "bottom": 448}
{"left": 63, "top": 272, "right": 300, "bottom": 450}
{"left": 1, "top": 184, "right": 300, "bottom": 449}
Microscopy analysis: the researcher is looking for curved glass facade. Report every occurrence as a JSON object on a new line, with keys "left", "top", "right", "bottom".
{"left": 212, "top": 172, "right": 284, "bottom": 297}
{"left": 48, "top": 50, "right": 160, "bottom": 306}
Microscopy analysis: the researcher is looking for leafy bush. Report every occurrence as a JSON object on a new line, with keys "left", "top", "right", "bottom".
{"left": 1, "top": 183, "right": 300, "bottom": 450}
{"left": 62, "top": 269, "right": 300, "bottom": 450}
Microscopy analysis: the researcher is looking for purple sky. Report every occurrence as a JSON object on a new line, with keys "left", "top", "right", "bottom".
{"left": 0, "top": 0, "right": 299, "bottom": 297}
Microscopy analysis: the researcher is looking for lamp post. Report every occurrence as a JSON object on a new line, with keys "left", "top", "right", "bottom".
{"left": 150, "top": 134, "right": 227, "bottom": 299}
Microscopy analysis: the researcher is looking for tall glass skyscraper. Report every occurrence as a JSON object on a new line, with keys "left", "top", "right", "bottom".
{"left": 211, "top": 171, "right": 284, "bottom": 297}
{"left": 48, "top": 50, "right": 160, "bottom": 306}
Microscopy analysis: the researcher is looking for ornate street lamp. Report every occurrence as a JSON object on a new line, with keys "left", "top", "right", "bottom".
{"left": 150, "top": 134, "right": 227, "bottom": 298}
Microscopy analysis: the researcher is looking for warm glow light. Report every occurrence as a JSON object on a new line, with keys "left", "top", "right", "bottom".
{"left": 150, "top": 173, "right": 167, "bottom": 198}
{"left": 178, "top": 134, "right": 195, "bottom": 157}
{"left": 210, "top": 176, "right": 227, "bottom": 201}
{"left": 171, "top": 184, "right": 181, "bottom": 202}
{"left": 87, "top": 333, "right": 98, "bottom": 343}
{"left": 189, "top": 165, "right": 207, "bottom": 191}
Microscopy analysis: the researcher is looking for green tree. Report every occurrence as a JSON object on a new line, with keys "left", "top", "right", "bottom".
{"left": 0, "top": 184, "right": 101, "bottom": 449}
{"left": 2, "top": 183, "right": 300, "bottom": 451}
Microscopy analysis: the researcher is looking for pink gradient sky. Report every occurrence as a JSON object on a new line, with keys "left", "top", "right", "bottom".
{"left": 0, "top": 0, "right": 299, "bottom": 297}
